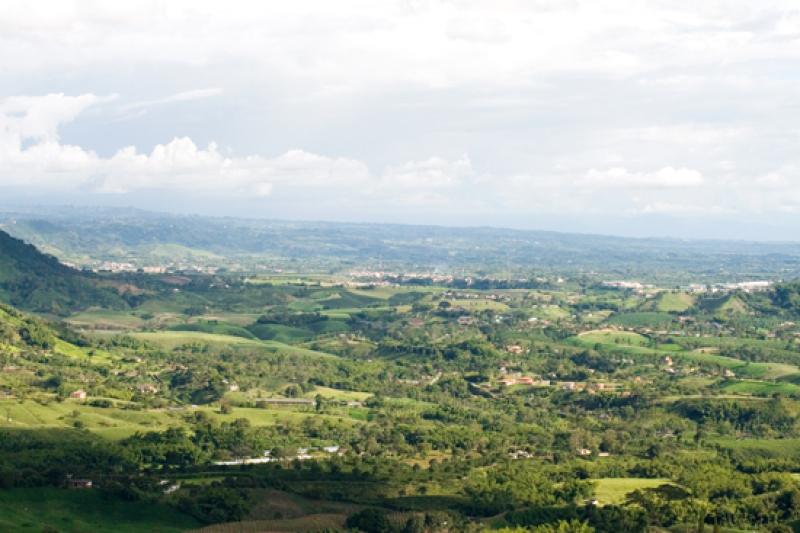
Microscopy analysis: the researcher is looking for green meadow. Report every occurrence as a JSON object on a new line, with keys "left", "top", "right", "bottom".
{"left": 0, "top": 488, "right": 200, "bottom": 533}
{"left": 592, "top": 478, "right": 673, "bottom": 505}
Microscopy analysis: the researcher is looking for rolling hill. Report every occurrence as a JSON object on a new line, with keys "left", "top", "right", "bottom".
{"left": 0, "top": 229, "right": 126, "bottom": 314}
{"left": 6, "top": 206, "right": 800, "bottom": 282}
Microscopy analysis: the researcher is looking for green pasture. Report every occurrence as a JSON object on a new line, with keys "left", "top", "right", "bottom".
{"left": 0, "top": 399, "right": 363, "bottom": 440}
{"left": 593, "top": 478, "right": 673, "bottom": 505}
{"left": 712, "top": 437, "right": 800, "bottom": 459}
{"left": 168, "top": 321, "right": 257, "bottom": 339}
{"left": 66, "top": 310, "right": 146, "bottom": 330}
{"left": 654, "top": 292, "right": 695, "bottom": 313}
{"left": 572, "top": 330, "right": 800, "bottom": 380}
{"left": 448, "top": 299, "right": 510, "bottom": 312}
{"left": 128, "top": 331, "right": 337, "bottom": 359}
{"left": 302, "top": 386, "right": 372, "bottom": 402}
{"left": 721, "top": 380, "right": 800, "bottom": 396}
{"left": 194, "top": 312, "right": 261, "bottom": 326}
{"left": 0, "top": 399, "right": 178, "bottom": 439}
{"left": 577, "top": 329, "right": 650, "bottom": 346}
{"left": 0, "top": 488, "right": 199, "bottom": 533}
{"left": 607, "top": 311, "right": 675, "bottom": 328}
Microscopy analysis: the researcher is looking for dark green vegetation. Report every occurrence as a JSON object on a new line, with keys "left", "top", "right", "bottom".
{"left": 0, "top": 230, "right": 126, "bottom": 314}
{"left": 4, "top": 227, "right": 800, "bottom": 531}
{"left": 0, "top": 487, "right": 200, "bottom": 533}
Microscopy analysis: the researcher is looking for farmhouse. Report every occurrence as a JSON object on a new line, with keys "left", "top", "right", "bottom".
{"left": 70, "top": 389, "right": 87, "bottom": 400}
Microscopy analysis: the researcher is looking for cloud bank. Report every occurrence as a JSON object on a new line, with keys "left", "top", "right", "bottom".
{"left": 1, "top": 1, "right": 800, "bottom": 235}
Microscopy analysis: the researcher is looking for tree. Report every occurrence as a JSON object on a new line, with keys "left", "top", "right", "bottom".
{"left": 402, "top": 514, "right": 425, "bottom": 533}
{"left": 345, "top": 508, "right": 393, "bottom": 533}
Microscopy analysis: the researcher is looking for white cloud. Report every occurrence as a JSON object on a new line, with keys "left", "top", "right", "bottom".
{"left": 582, "top": 167, "right": 705, "bottom": 189}
{"left": 752, "top": 167, "right": 800, "bottom": 192}
{"left": 382, "top": 156, "right": 472, "bottom": 189}
{"left": 446, "top": 17, "right": 511, "bottom": 44}
{"left": 616, "top": 125, "right": 750, "bottom": 146}
{"left": 638, "top": 202, "right": 732, "bottom": 215}
{"left": 0, "top": 94, "right": 478, "bottom": 208}
{"left": 119, "top": 88, "right": 223, "bottom": 115}
{"left": 3, "top": 1, "right": 798, "bottom": 92}
{"left": 0, "top": 93, "right": 109, "bottom": 143}
{"left": 0, "top": 94, "right": 370, "bottom": 195}
{"left": 4, "top": 92, "right": 800, "bottom": 223}
{"left": 2, "top": 1, "right": 800, "bottom": 235}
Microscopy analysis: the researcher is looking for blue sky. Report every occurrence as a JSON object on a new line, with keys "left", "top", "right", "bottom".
{"left": 2, "top": 1, "right": 800, "bottom": 239}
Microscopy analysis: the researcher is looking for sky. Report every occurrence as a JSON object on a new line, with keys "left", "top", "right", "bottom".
{"left": 1, "top": 0, "right": 800, "bottom": 239}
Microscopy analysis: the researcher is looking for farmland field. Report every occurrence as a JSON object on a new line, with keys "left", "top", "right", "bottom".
{"left": 593, "top": 478, "right": 673, "bottom": 505}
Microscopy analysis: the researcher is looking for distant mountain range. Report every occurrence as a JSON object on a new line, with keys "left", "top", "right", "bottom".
{"left": 3, "top": 206, "right": 800, "bottom": 283}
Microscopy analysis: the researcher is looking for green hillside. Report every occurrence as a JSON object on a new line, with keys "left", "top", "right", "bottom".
{"left": 0, "top": 230, "right": 125, "bottom": 314}
{"left": 654, "top": 291, "right": 695, "bottom": 312}
{"left": 696, "top": 293, "right": 750, "bottom": 319}
{"left": 0, "top": 303, "right": 59, "bottom": 352}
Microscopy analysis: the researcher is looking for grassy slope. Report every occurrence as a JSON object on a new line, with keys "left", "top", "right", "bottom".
{"left": 696, "top": 294, "right": 750, "bottom": 319}
{"left": 0, "top": 400, "right": 180, "bottom": 439}
{"left": 607, "top": 311, "right": 674, "bottom": 328}
{"left": 66, "top": 310, "right": 146, "bottom": 330}
{"left": 0, "top": 400, "right": 361, "bottom": 440}
{"left": 655, "top": 292, "right": 695, "bottom": 313}
{"left": 128, "top": 331, "right": 337, "bottom": 359}
{"left": 721, "top": 380, "right": 800, "bottom": 396}
{"left": 0, "top": 230, "right": 125, "bottom": 314}
{"left": 593, "top": 478, "right": 672, "bottom": 505}
{"left": 572, "top": 329, "right": 800, "bottom": 380}
{"left": 0, "top": 488, "right": 199, "bottom": 533}
{"left": 302, "top": 386, "right": 373, "bottom": 401}
{"left": 712, "top": 437, "right": 800, "bottom": 459}
{"left": 0, "top": 304, "right": 114, "bottom": 364}
{"left": 577, "top": 330, "right": 650, "bottom": 346}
